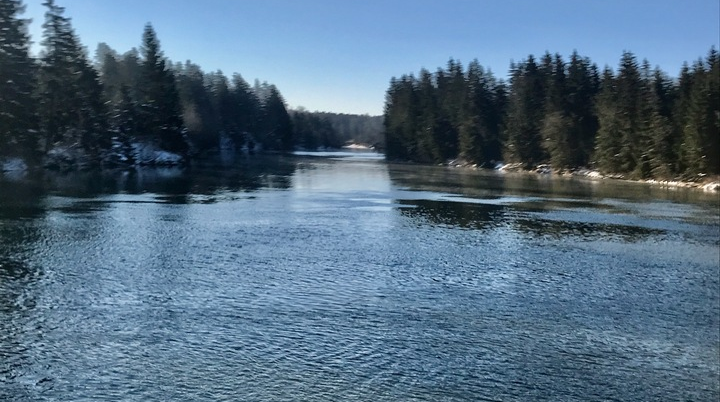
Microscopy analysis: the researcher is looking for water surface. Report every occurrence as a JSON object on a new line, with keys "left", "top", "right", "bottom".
{"left": 1, "top": 152, "right": 718, "bottom": 401}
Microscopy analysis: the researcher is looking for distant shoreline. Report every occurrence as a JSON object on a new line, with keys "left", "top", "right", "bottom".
{"left": 458, "top": 161, "right": 720, "bottom": 193}
{"left": 387, "top": 158, "right": 720, "bottom": 193}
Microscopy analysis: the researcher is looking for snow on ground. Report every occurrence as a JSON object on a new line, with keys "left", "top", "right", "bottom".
{"left": 1, "top": 158, "right": 28, "bottom": 172}
{"left": 131, "top": 143, "right": 184, "bottom": 166}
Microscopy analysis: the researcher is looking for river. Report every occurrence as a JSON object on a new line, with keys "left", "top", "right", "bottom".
{"left": 1, "top": 151, "right": 718, "bottom": 401}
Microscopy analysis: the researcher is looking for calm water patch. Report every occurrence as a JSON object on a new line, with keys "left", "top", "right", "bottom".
{"left": 1, "top": 152, "right": 718, "bottom": 401}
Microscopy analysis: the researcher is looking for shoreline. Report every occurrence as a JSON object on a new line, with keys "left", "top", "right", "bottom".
{"left": 442, "top": 160, "right": 720, "bottom": 193}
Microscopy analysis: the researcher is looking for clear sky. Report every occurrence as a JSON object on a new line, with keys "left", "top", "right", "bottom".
{"left": 21, "top": 0, "right": 720, "bottom": 115}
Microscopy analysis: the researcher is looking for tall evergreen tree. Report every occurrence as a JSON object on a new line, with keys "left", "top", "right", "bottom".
{"left": 503, "top": 55, "right": 547, "bottom": 167}
{"left": 642, "top": 65, "right": 676, "bottom": 178}
{"left": 540, "top": 53, "right": 575, "bottom": 168}
{"left": 0, "top": 0, "right": 36, "bottom": 157}
{"left": 259, "top": 85, "right": 293, "bottom": 151}
{"left": 175, "top": 61, "right": 218, "bottom": 151}
{"left": 383, "top": 75, "right": 418, "bottom": 160}
{"left": 594, "top": 67, "right": 623, "bottom": 173}
{"left": 565, "top": 52, "right": 600, "bottom": 167}
{"left": 138, "top": 23, "right": 187, "bottom": 155}
{"left": 415, "top": 68, "right": 444, "bottom": 162}
{"left": 681, "top": 48, "right": 720, "bottom": 176}
{"left": 614, "top": 52, "right": 644, "bottom": 176}
{"left": 36, "top": 0, "right": 107, "bottom": 161}
{"left": 458, "top": 60, "right": 502, "bottom": 165}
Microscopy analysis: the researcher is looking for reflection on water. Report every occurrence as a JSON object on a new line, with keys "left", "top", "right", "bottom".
{"left": 0, "top": 152, "right": 718, "bottom": 401}
{"left": 397, "top": 199, "right": 667, "bottom": 241}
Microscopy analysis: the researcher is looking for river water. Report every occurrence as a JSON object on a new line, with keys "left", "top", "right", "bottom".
{"left": 1, "top": 151, "right": 718, "bottom": 401}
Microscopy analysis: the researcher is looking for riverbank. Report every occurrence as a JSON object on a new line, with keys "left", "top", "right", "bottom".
{"left": 444, "top": 160, "right": 720, "bottom": 193}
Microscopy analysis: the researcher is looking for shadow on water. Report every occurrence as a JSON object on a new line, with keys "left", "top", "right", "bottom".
{"left": 387, "top": 162, "right": 720, "bottom": 206}
{"left": 398, "top": 198, "right": 666, "bottom": 241}
{"left": 0, "top": 154, "right": 297, "bottom": 206}
{"left": 398, "top": 199, "right": 506, "bottom": 230}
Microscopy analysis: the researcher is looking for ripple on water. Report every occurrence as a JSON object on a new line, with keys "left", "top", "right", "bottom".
{"left": 0, "top": 154, "right": 718, "bottom": 401}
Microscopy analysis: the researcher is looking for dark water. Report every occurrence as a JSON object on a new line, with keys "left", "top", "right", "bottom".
{"left": 1, "top": 152, "right": 718, "bottom": 401}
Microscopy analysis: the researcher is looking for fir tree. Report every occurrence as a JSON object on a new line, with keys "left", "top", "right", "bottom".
{"left": 593, "top": 67, "right": 622, "bottom": 173}
{"left": 415, "top": 68, "right": 444, "bottom": 163}
{"left": 503, "top": 55, "right": 547, "bottom": 167}
{"left": 138, "top": 23, "right": 187, "bottom": 155}
{"left": 681, "top": 48, "right": 720, "bottom": 176}
{"left": 383, "top": 75, "right": 418, "bottom": 161}
{"left": 0, "top": 0, "right": 36, "bottom": 158}
{"left": 259, "top": 85, "right": 293, "bottom": 151}
{"left": 36, "top": 0, "right": 108, "bottom": 162}
{"left": 565, "top": 52, "right": 599, "bottom": 167}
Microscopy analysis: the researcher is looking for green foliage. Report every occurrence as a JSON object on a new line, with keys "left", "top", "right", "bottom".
{"left": 305, "top": 112, "right": 383, "bottom": 148}
{"left": 259, "top": 86, "right": 294, "bottom": 152}
{"left": 385, "top": 48, "right": 718, "bottom": 180}
{"left": 36, "top": 0, "right": 108, "bottom": 163}
{"left": 384, "top": 61, "right": 505, "bottom": 166}
{"left": 504, "top": 55, "right": 546, "bottom": 167}
{"left": 137, "top": 24, "right": 187, "bottom": 155}
{"left": 291, "top": 111, "right": 340, "bottom": 150}
{"left": 0, "top": 0, "right": 36, "bottom": 158}
{"left": 679, "top": 48, "right": 720, "bottom": 177}
{"left": 0, "top": 0, "right": 298, "bottom": 168}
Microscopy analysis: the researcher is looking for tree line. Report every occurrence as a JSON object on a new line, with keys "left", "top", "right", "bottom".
{"left": 383, "top": 49, "right": 719, "bottom": 180}
{"left": 1, "top": 0, "right": 378, "bottom": 168}
{"left": 291, "top": 110, "right": 383, "bottom": 150}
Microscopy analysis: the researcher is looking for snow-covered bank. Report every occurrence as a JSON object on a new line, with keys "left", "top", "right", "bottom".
{"left": 130, "top": 142, "right": 185, "bottom": 166}
{"left": 1, "top": 158, "right": 28, "bottom": 173}
{"left": 447, "top": 161, "right": 720, "bottom": 193}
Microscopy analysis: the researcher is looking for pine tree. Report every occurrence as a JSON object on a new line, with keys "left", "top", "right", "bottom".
{"left": 138, "top": 23, "right": 187, "bottom": 155}
{"left": 681, "top": 48, "right": 720, "bottom": 176}
{"left": 259, "top": 85, "right": 293, "bottom": 151}
{"left": 540, "top": 53, "right": 574, "bottom": 169}
{"left": 503, "top": 55, "right": 547, "bottom": 167}
{"left": 229, "top": 73, "right": 261, "bottom": 148}
{"left": 36, "top": 0, "right": 108, "bottom": 162}
{"left": 614, "top": 52, "right": 644, "bottom": 176}
{"left": 0, "top": 0, "right": 36, "bottom": 158}
{"left": 643, "top": 66, "right": 676, "bottom": 178}
{"left": 593, "top": 67, "right": 622, "bottom": 173}
{"left": 175, "top": 61, "right": 218, "bottom": 151}
{"left": 415, "top": 68, "right": 443, "bottom": 163}
{"left": 384, "top": 75, "right": 418, "bottom": 160}
{"left": 565, "top": 52, "right": 599, "bottom": 167}
{"left": 458, "top": 60, "right": 502, "bottom": 166}
{"left": 435, "top": 59, "right": 464, "bottom": 159}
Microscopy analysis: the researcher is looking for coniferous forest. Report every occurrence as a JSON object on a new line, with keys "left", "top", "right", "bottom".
{"left": 0, "top": 0, "right": 383, "bottom": 169}
{"left": 1, "top": 0, "right": 717, "bottom": 180}
{"left": 384, "top": 50, "right": 719, "bottom": 180}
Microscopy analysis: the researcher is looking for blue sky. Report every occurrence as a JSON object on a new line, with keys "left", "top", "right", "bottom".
{"left": 21, "top": 0, "right": 720, "bottom": 115}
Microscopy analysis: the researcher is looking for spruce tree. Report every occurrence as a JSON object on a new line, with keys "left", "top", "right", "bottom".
{"left": 229, "top": 73, "right": 261, "bottom": 147}
{"left": 175, "top": 61, "right": 218, "bottom": 151}
{"left": 614, "top": 52, "right": 644, "bottom": 176}
{"left": 259, "top": 85, "right": 293, "bottom": 151}
{"left": 36, "top": 0, "right": 108, "bottom": 162}
{"left": 415, "top": 68, "right": 443, "bottom": 163}
{"left": 0, "top": 0, "right": 36, "bottom": 158}
{"left": 138, "top": 23, "right": 187, "bottom": 155}
{"left": 681, "top": 48, "right": 720, "bottom": 176}
{"left": 593, "top": 67, "right": 622, "bottom": 173}
{"left": 458, "top": 60, "right": 502, "bottom": 166}
{"left": 383, "top": 75, "right": 418, "bottom": 160}
{"left": 565, "top": 52, "right": 599, "bottom": 167}
{"left": 540, "top": 53, "right": 574, "bottom": 169}
{"left": 503, "top": 55, "right": 547, "bottom": 168}
{"left": 642, "top": 66, "right": 676, "bottom": 178}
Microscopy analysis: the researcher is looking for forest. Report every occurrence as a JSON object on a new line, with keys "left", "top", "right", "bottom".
{"left": 383, "top": 50, "right": 719, "bottom": 180}
{"left": 0, "top": 0, "right": 382, "bottom": 170}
